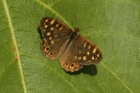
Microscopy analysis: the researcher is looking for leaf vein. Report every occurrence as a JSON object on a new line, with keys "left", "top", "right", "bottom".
{"left": 101, "top": 63, "right": 133, "bottom": 93}
{"left": 2, "top": 0, "right": 27, "bottom": 93}
{"left": 35, "top": 0, "right": 73, "bottom": 29}
{"left": 20, "top": 53, "right": 78, "bottom": 93}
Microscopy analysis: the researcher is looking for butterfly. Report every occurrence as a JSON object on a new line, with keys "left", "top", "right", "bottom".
{"left": 39, "top": 17, "right": 102, "bottom": 72}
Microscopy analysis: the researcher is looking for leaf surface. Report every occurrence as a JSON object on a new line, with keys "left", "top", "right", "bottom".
{"left": 0, "top": 0, "right": 140, "bottom": 93}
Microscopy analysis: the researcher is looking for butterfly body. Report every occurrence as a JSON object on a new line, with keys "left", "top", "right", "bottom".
{"left": 40, "top": 17, "right": 102, "bottom": 72}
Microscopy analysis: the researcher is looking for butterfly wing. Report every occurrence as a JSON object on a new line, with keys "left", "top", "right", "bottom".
{"left": 60, "top": 35, "right": 102, "bottom": 72}
{"left": 40, "top": 17, "right": 73, "bottom": 60}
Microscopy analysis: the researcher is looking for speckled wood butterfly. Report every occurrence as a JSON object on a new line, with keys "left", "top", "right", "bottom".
{"left": 39, "top": 17, "right": 102, "bottom": 72}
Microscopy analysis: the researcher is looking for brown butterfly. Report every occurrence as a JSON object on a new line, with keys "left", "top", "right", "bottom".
{"left": 39, "top": 17, "right": 102, "bottom": 72}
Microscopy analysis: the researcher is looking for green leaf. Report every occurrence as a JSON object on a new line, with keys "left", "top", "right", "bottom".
{"left": 0, "top": 0, "right": 140, "bottom": 93}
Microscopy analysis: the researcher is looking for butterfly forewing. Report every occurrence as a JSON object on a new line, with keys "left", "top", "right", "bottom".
{"left": 77, "top": 35, "right": 102, "bottom": 64}
{"left": 40, "top": 17, "right": 73, "bottom": 60}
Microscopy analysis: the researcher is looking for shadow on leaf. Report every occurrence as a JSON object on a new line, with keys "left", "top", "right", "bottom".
{"left": 37, "top": 27, "right": 43, "bottom": 39}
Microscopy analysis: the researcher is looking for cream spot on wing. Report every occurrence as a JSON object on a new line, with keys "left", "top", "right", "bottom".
{"left": 49, "top": 37, "right": 52, "bottom": 40}
{"left": 45, "top": 20, "right": 48, "bottom": 23}
{"left": 84, "top": 42, "right": 87, "bottom": 47}
{"left": 75, "top": 56, "right": 77, "bottom": 59}
{"left": 56, "top": 24, "right": 59, "bottom": 27}
{"left": 83, "top": 56, "right": 86, "bottom": 60}
{"left": 88, "top": 45, "right": 91, "bottom": 49}
{"left": 50, "top": 27, "right": 54, "bottom": 31}
{"left": 47, "top": 32, "right": 51, "bottom": 36}
{"left": 45, "top": 25, "right": 48, "bottom": 28}
{"left": 92, "top": 56, "right": 94, "bottom": 60}
{"left": 78, "top": 57, "right": 81, "bottom": 60}
{"left": 50, "top": 19, "right": 55, "bottom": 25}
{"left": 59, "top": 26, "right": 63, "bottom": 30}
{"left": 97, "top": 54, "right": 100, "bottom": 57}
{"left": 93, "top": 47, "right": 97, "bottom": 53}
{"left": 51, "top": 40, "right": 54, "bottom": 44}
{"left": 44, "top": 20, "right": 48, "bottom": 25}
{"left": 87, "top": 52, "right": 90, "bottom": 55}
